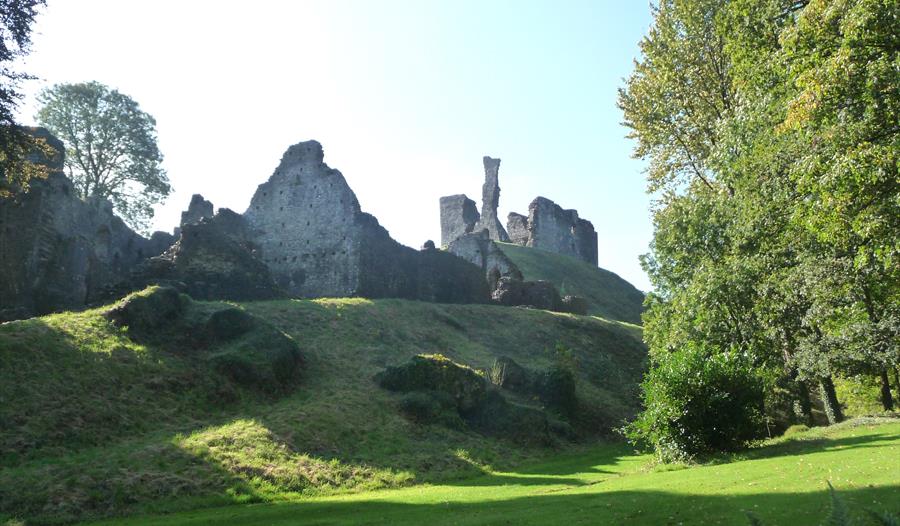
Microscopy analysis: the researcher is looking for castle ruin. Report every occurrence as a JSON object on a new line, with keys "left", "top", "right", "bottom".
{"left": 1, "top": 132, "right": 595, "bottom": 320}
{"left": 439, "top": 156, "right": 598, "bottom": 266}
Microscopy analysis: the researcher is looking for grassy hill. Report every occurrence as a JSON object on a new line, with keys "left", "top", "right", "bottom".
{"left": 0, "top": 292, "right": 646, "bottom": 524}
{"left": 95, "top": 418, "right": 900, "bottom": 526}
{"left": 497, "top": 243, "right": 645, "bottom": 325}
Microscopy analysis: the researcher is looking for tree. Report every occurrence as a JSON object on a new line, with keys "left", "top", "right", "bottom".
{"left": 36, "top": 81, "right": 171, "bottom": 233}
{"left": 0, "top": 0, "right": 48, "bottom": 197}
{"left": 621, "top": 0, "right": 899, "bottom": 458}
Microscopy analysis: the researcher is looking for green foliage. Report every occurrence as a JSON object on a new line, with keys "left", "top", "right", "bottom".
{"left": 626, "top": 343, "right": 766, "bottom": 461}
{"left": 35, "top": 81, "right": 171, "bottom": 233}
{"left": 0, "top": 0, "right": 47, "bottom": 196}
{"left": 621, "top": 0, "right": 900, "bottom": 458}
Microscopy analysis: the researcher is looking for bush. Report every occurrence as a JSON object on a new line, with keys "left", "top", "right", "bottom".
{"left": 625, "top": 343, "right": 766, "bottom": 461}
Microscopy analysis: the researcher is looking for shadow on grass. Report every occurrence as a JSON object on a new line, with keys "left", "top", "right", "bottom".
{"left": 97, "top": 485, "right": 900, "bottom": 526}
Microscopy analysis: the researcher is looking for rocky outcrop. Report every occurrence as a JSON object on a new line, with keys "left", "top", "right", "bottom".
{"left": 439, "top": 194, "right": 479, "bottom": 247}
{"left": 506, "top": 197, "right": 598, "bottom": 266}
{"left": 472, "top": 157, "right": 509, "bottom": 242}
{"left": 491, "top": 277, "right": 562, "bottom": 311}
{"left": 244, "top": 140, "right": 489, "bottom": 304}
{"left": 448, "top": 230, "right": 522, "bottom": 291}
{"left": 132, "top": 209, "right": 283, "bottom": 301}
{"left": 0, "top": 129, "right": 174, "bottom": 321}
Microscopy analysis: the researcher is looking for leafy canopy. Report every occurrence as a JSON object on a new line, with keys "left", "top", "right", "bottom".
{"left": 36, "top": 81, "right": 171, "bottom": 233}
{"left": 0, "top": 0, "right": 48, "bottom": 197}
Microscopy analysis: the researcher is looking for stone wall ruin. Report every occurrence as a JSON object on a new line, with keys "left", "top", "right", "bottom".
{"left": 508, "top": 197, "right": 598, "bottom": 266}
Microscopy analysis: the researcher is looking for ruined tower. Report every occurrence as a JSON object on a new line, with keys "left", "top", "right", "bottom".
{"left": 472, "top": 156, "right": 509, "bottom": 242}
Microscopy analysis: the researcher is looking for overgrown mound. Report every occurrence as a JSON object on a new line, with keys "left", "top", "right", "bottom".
{"left": 106, "top": 286, "right": 303, "bottom": 393}
{"left": 377, "top": 354, "right": 575, "bottom": 444}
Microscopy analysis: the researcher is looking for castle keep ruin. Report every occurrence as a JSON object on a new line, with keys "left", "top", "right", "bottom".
{"left": 439, "top": 156, "right": 598, "bottom": 266}
{"left": 243, "top": 140, "right": 488, "bottom": 303}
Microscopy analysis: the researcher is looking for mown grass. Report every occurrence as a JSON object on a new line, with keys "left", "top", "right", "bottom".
{"left": 497, "top": 242, "right": 645, "bottom": 324}
{"left": 89, "top": 418, "right": 900, "bottom": 526}
{"left": 0, "top": 296, "right": 646, "bottom": 524}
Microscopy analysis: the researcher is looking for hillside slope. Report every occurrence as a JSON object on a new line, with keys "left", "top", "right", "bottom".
{"left": 0, "top": 293, "right": 646, "bottom": 524}
{"left": 497, "top": 243, "right": 645, "bottom": 324}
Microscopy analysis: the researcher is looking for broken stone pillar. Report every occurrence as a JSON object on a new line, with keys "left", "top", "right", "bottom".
{"left": 473, "top": 156, "right": 509, "bottom": 242}
{"left": 439, "top": 194, "right": 479, "bottom": 247}
{"left": 180, "top": 194, "right": 214, "bottom": 227}
{"left": 174, "top": 194, "right": 214, "bottom": 237}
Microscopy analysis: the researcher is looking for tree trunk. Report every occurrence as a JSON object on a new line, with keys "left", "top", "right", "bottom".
{"left": 819, "top": 376, "right": 844, "bottom": 424}
{"left": 894, "top": 367, "right": 900, "bottom": 404}
{"left": 879, "top": 369, "right": 894, "bottom": 411}
{"left": 796, "top": 379, "right": 813, "bottom": 425}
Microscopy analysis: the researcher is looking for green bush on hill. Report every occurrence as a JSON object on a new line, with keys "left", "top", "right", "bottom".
{"left": 625, "top": 343, "right": 766, "bottom": 461}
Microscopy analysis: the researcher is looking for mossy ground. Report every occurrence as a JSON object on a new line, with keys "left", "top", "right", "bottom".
{"left": 0, "top": 296, "right": 646, "bottom": 524}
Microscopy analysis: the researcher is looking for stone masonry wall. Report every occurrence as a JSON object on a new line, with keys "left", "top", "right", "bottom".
{"left": 507, "top": 197, "right": 598, "bottom": 266}
{"left": 244, "top": 141, "right": 363, "bottom": 297}
{"left": 439, "top": 194, "right": 479, "bottom": 247}
{"left": 244, "top": 140, "right": 489, "bottom": 303}
{"left": 0, "top": 128, "right": 174, "bottom": 320}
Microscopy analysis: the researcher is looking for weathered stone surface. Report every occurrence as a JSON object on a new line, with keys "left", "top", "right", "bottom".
{"left": 491, "top": 277, "right": 562, "bottom": 311}
{"left": 506, "top": 212, "right": 529, "bottom": 245}
{"left": 472, "top": 156, "right": 509, "bottom": 242}
{"left": 439, "top": 194, "right": 479, "bottom": 247}
{"left": 174, "top": 194, "right": 214, "bottom": 237}
{"left": 244, "top": 140, "right": 489, "bottom": 304}
{"left": 507, "top": 197, "right": 598, "bottom": 266}
{"left": 133, "top": 209, "right": 282, "bottom": 301}
{"left": 448, "top": 230, "right": 522, "bottom": 291}
{"left": 0, "top": 129, "right": 174, "bottom": 320}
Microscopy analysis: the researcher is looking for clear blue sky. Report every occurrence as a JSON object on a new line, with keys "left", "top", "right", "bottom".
{"left": 17, "top": 0, "right": 655, "bottom": 290}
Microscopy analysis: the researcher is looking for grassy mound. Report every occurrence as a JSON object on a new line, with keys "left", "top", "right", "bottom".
{"left": 497, "top": 242, "right": 645, "bottom": 324}
{"left": 0, "top": 294, "right": 645, "bottom": 524}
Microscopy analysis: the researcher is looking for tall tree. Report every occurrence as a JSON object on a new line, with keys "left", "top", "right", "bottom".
{"left": 621, "top": 0, "right": 898, "bottom": 457}
{"left": 0, "top": 0, "right": 48, "bottom": 197}
{"left": 36, "top": 81, "right": 171, "bottom": 233}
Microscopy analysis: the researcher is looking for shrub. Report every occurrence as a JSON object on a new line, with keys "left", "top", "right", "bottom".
{"left": 625, "top": 343, "right": 766, "bottom": 461}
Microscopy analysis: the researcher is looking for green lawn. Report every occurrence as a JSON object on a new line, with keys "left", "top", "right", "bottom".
{"left": 92, "top": 419, "right": 900, "bottom": 526}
